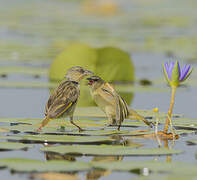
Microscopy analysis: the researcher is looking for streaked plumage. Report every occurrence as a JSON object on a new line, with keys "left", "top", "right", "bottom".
{"left": 37, "top": 66, "right": 93, "bottom": 131}
{"left": 87, "top": 76, "right": 152, "bottom": 130}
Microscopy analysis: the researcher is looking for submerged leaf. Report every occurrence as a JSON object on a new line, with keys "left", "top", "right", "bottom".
{"left": 0, "top": 128, "right": 9, "bottom": 133}
{"left": 32, "top": 173, "right": 78, "bottom": 180}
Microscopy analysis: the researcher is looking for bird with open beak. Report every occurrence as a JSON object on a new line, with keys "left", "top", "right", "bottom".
{"left": 87, "top": 76, "right": 153, "bottom": 130}
{"left": 37, "top": 66, "right": 93, "bottom": 132}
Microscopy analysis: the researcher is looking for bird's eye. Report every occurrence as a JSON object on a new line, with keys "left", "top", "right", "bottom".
{"left": 79, "top": 69, "right": 85, "bottom": 73}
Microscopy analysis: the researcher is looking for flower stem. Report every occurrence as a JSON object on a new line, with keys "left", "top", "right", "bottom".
{"left": 163, "top": 85, "right": 177, "bottom": 134}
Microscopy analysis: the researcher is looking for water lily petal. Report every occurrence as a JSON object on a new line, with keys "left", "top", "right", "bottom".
{"left": 164, "top": 62, "right": 169, "bottom": 72}
{"left": 180, "top": 65, "right": 191, "bottom": 81}
{"left": 168, "top": 62, "right": 175, "bottom": 80}
{"left": 177, "top": 62, "right": 181, "bottom": 78}
{"left": 163, "top": 63, "right": 170, "bottom": 84}
{"left": 179, "top": 64, "right": 187, "bottom": 81}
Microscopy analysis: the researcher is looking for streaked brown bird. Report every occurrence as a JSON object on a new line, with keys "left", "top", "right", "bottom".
{"left": 37, "top": 66, "right": 93, "bottom": 132}
{"left": 87, "top": 76, "right": 153, "bottom": 130}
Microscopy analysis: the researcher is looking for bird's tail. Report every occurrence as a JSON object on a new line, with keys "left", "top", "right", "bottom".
{"left": 129, "top": 109, "right": 153, "bottom": 128}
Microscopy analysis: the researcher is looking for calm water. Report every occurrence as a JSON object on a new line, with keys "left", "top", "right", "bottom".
{"left": 0, "top": 53, "right": 196, "bottom": 180}
{"left": 0, "top": 0, "right": 197, "bottom": 179}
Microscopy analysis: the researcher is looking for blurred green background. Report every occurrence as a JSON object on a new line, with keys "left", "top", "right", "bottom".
{"left": 1, "top": 0, "right": 197, "bottom": 62}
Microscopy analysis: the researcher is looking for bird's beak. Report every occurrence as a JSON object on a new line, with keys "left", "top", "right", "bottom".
{"left": 84, "top": 70, "right": 94, "bottom": 76}
{"left": 86, "top": 77, "right": 94, "bottom": 85}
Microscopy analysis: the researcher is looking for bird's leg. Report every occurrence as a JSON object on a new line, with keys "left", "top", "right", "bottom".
{"left": 36, "top": 117, "right": 50, "bottom": 132}
{"left": 70, "top": 116, "right": 83, "bottom": 132}
{"left": 117, "top": 124, "right": 121, "bottom": 131}
{"left": 117, "top": 118, "right": 121, "bottom": 131}
{"left": 104, "top": 117, "right": 115, "bottom": 128}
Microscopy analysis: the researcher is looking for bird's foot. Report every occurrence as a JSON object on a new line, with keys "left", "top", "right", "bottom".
{"left": 36, "top": 127, "right": 42, "bottom": 132}
{"left": 104, "top": 123, "right": 113, "bottom": 128}
{"left": 78, "top": 128, "right": 85, "bottom": 132}
{"left": 149, "top": 122, "right": 155, "bottom": 128}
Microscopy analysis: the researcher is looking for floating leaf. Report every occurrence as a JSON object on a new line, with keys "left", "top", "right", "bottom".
{"left": 0, "top": 158, "right": 90, "bottom": 172}
{"left": 0, "top": 142, "right": 33, "bottom": 151}
{"left": 0, "top": 81, "right": 56, "bottom": 89}
{"left": 0, "top": 135, "right": 115, "bottom": 144}
{"left": 41, "top": 146, "right": 182, "bottom": 156}
{"left": 3, "top": 124, "right": 128, "bottom": 136}
{"left": 92, "top": 161, "right": 197, "bottom": 174}
{"left": 0, "top": 66, "right": 48, "bottom": 76}
{"left": 186, "top": 139, "right": 197, "bottom": 145}
{"left": 40, "top": 144, "right": 145, "bottom": 156}
{"left": 0, "top": 118, "right": 40, "bottom": 124}
{"left": 134, "top": 174, "right": 197, "bottom": 180}
{"left": 74, "top": 107, "right": 106, "bottom": 118}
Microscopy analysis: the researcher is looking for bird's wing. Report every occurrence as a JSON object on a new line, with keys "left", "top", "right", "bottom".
{"left": 101, "top": 83, "right": 129, "bottom": 124}
{"left": 100, "top": 83, "right": 117, "bottom": 104}
{"left": 45, "top": 80, "right": 68, "bottom": 116}
{"left": 45, "top": 81, "right": 79, "bottom": 119}
{"left": 117, "top": 95, "right": 129, "bottom": 124}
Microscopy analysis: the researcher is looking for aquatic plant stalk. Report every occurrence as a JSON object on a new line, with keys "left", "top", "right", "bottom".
{"left": 163, "top": 85, "right": 176, "bottom": 134}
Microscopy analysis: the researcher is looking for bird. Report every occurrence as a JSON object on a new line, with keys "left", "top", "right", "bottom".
{"left": 86, "top": 75, "right": 153, "bottom": 130}
{"left": 37, "top": 66, "right": 93, "bottom": 132}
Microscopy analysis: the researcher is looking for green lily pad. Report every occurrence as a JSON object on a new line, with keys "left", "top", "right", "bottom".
{"left": 186, "top": 139, "right": 197, "bottom": 145}
{"left": 3, "top": 124, "right": 129, "bottom": 136}
{"left": 134, "top": 174, "right": 197, "bottom": 180}
{"left": 0, "top": 142, "right": 33, "bottom": 151}
{"left": 0, "top": 135, "right": 115, "bottom": 144}
{"left": 49, "top": 42, "right": 97, "bottom": 81}
{"left": 41, "top": 146, "right": 182, "bottom": 156}
{"left": 92, "top": 161, "right": 197, "bottom": 174}
{"left": 0, "top": 81, "right": 56, "bottom": 89}
{"left": 40, "top": 144, "right": 145, "bottom": 156}
{"left": 0, "top": 118, "right": 40, "bottom": 124}
{"left": 0, "top": 158, "right": 90, "bottom": 172}
{"left": 0, "top": 66, "right": 47, "bottom": 76}
{"left": 95, "top": 47, "right": 135, "bottom": 82}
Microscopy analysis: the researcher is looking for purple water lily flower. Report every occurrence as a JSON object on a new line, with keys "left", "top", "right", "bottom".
{"left": 163, "top": 61, "right": 192, "bottom": 87}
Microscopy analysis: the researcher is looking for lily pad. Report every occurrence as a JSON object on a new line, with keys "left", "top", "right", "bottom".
{"left": 40, "top": 144, "right": 145, "bottom": 156}
{"left": 0, "top": 66, "right": 47, "bottom": 76}
{"left": 3, "top": 124, "right": 129, "bottom": 136}
{"left": 134, "top": 174, "right": 197, "bottom": 180}
{"left": 41, "top": 146, "right": 182, "bottom": 156}
{"left": 186, "top": 139, "right": 197, "bottom": 145}
{"left": 92, "top": 161, "right": 197, "bottom": 174}
{"left": 49, "top": 42, "right": 97, "bottom": 81}
{"left": 0, "top": 135, "right": 115, "bottom": 144}
{"left": 0, "top": 142, "right": 33, "bottom": 151}
{"left": 95, "top": 47, "right": 135, "bottom": 82}
{"left": 0, "top": 158, "right": 90, "bottom": 172}
{"left": 0, "top": 81, "right": 56, "bottom": 89}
